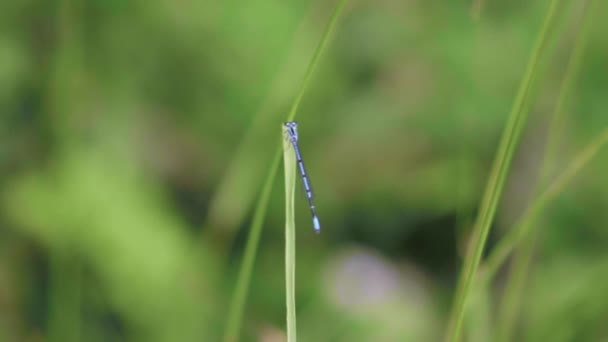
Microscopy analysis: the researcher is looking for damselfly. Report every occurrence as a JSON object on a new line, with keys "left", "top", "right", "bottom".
{"left": 284, "top": 121, "right": 321, "bottom": 234}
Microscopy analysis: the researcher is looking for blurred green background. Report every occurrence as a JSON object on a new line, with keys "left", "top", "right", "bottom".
{"left": 2, "top": 0, "right": 608, "bottom": 341}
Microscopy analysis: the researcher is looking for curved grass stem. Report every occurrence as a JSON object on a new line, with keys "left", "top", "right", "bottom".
{"left": 223, "top": 149, "right": 281, "bottom": 342}
{"left": 223, "top": 2, "right": 349, "bottom": 341}
{"left": 494, "top": 2, "right": 596, "bottom": 340}
{"left": 444, "top": 1, "right": 561, "bottom": 340}
{"left": 480, "top": 125, "right": 608, "bottom": 286}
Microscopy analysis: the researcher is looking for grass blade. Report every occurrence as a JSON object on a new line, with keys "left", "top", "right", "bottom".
{"left": 444, "top": 1, "right": 561, "bottom": 341}
{"left": 286, "top": 0, "right": 348, "bottom": 122}
{"left": 480, "top": 125, "right": 608, "bottom": 285}
{"left": 223, "top": 151, "right": 281, "bottom": 342}
{"left": 283, "top": 126, "right": 298, "bottom": 342}
{"left": 204, "top": 2, "right": 323, "bottom": 247}
{"left": 495, "top": 2, "right": 596, "bottom": 339}
{"left": 223, "top": 2, "right": 349, "bottom": 341}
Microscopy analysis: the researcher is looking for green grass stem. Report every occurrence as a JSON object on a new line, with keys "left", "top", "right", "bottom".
{"left": 283, "top": 127, "right": 298, "bottom": 342}
{"left": 444, "top": 1, "right": 561, "bottom": 341}
{"left": 223, "top": 2, "right": 348, "bottom": 341}
{"left": 480, "top": 125, "right": 608, "bottom": 286}
{"left": 495, "top": 2, "right": 595, "bottom": 339}
{"left": 223, "top": 151, "right": 281, "bottom": 342}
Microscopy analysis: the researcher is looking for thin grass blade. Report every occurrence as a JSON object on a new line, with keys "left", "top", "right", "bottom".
{"left": 223, "top": 151, "right": 281, "bottom": 342}
{"left": 444, "top": 1, "right": 561, "bottom": 341}
{"left": 480, "top": 125, "right": 608, "bottom": 284}
{"left": 495, "top": 2, "right": 596, "bottom": 339}
{"left": 223, "top": 2, "right": 349, "bottom": 341}
{"left": 283, "top": 126, "right": 298, "bottom": 342}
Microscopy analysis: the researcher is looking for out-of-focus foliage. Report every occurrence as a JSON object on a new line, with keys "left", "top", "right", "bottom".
{"left": 1, "top": 0, "right": 608, "bottom": 341}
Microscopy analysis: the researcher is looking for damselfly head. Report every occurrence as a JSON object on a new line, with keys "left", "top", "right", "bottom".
{"left": 284, "top": 121, "right": 299, "bottom": 141}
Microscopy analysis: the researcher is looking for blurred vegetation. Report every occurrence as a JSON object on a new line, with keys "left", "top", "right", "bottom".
{"left": 2, "top": 0, "right": 608, "bottom": 341}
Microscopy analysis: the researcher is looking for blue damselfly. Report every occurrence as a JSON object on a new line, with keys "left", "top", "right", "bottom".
{"left": 284, "top": 121, "right": 321, "bottom": 234}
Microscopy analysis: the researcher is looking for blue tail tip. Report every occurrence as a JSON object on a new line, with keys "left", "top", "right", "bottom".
{"left": 313, "top": 216, "right": 321, "bottom": 234}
